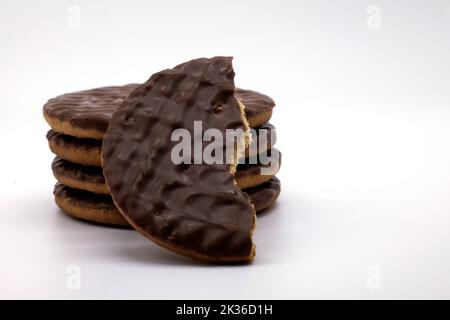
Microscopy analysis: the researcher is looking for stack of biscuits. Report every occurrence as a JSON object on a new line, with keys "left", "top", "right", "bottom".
{"left": 43, "top": 57, "right": 281, "bottom": 263}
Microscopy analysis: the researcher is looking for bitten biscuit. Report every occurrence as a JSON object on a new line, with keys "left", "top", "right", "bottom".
{"left": 102, "top": 57, "right": 256, "bottom": 263}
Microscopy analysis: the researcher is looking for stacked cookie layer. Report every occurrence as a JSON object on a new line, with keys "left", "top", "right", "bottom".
{"left": 44, "top": 84, "right": 281, "bottom": 227}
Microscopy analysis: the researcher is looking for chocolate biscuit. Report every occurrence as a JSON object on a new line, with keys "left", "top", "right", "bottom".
{"left": 245, "top": 123, "right": 276, "bottom": 159}
{"left": 47, "top": 123, "right": 276, "bottom": 167}
{"left": 54, "top": 178, "right": 280, "bottom": 227}
{"left": 244, "top": 177, "right": 281, "bottom": 212}
{"left": 235, "top": 88, "right": 275, "bottom": 128}
{"left": 43, "top": 85, "right": 275, "bottom": 140}
{"left": 44, "top": 84, "right": 139, "bottom": 140}
{"left": 47, "top": 130, "right": 102, "bottom": 166}
{"left": 102, "top": 57, "right": 256, "bottom": 263}
{"left": 52, "top": 155, "right": 280, "bottom": 195}
{"left": 236, "top": 148, "right": 281, "bottom": 189}
{"left": 52, "top": 157, "right": 108, "bottom": 194}
{"left": 54, "top": 184, "right": 129, "bottom": 226}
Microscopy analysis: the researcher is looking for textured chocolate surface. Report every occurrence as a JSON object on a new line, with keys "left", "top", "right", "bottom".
{"left": 102, "top": 57, "right": 255, "bottom": 262}
{"left": 43, "top": 85, "right": 274, "bottom": 136}
{"left": 244, "top": 177, "right": 281, "bottom": 212}
{"left": 44, "top": 84, "right": 139, "bottom": 134}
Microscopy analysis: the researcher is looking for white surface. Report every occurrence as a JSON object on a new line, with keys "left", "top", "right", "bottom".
{"left": 1, "top": 0, "right": 450, "bottom": 299}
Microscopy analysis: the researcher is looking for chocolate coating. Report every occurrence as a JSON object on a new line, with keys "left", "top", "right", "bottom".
{"left": 43, "top": 84, "right": 139, "bottom": 134}
{"left": 102, "top": 57, "right": 255, "bottom": 263}
{"left": 43, "top": 85, "right": 274, "bottom": 137}
{"left": 244, "top": 177, "right": 281, "bottom": 212}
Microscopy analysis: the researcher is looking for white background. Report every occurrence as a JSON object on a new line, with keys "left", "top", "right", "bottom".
{"left": 1, "top": 0, "right": 450, "bottom": 299}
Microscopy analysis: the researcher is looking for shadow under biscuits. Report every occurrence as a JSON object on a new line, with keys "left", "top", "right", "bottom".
{"left": 122, "top": 203, "right": 283, "bottom": 267}
{"left": 254, "top": 201, "right": 279, "bottom": 218}
{"left": 51, "top": 205, "right": 200, "bottom": 266}
{"left": 111, "top": 242, "right": 218, "bottom": 267}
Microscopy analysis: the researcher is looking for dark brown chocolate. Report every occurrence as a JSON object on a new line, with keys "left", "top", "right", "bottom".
{"left": 102, "top": 57, "right": 255, "bottom": 263}
{"left": 44, "top": 84, "right": 139, "bottom": 133}
{"left": 44, "top": 85, "right": 274, "bottom": 135}
{"left": 244, "top": 177, "right": 281, "bottom": 212}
